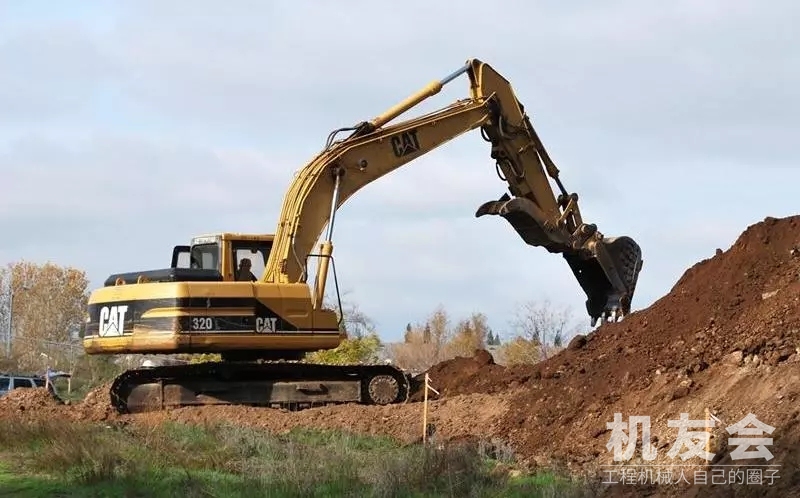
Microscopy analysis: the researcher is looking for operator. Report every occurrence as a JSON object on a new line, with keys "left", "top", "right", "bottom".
{"left": 236, "top": 258, "right": 257, "bottom": 282}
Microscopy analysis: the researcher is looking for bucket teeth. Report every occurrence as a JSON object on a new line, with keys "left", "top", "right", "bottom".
{"left": 598, "top": 306, "right": 622, "bottom": 325}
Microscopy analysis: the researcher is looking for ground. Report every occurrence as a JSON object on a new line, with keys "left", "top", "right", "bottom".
{"left": 1, "top": 214, "right": 799, "bottom": 497}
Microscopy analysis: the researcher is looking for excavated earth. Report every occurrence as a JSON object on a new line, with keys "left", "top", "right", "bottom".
{"left": 2, "top": 214, "right": 800, "bottom": 497}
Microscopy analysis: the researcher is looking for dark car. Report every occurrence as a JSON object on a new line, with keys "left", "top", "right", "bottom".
{"left": 0, "top": 373, "right": 51, "bottom": 397}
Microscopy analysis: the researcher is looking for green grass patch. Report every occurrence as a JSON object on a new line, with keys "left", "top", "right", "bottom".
{"left": 0, "top": 417, "right": 593, "bottom": 497}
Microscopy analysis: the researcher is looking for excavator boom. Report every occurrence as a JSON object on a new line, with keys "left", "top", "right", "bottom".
{"left": 263, "top": 59, "right": 642, "bottom": 324}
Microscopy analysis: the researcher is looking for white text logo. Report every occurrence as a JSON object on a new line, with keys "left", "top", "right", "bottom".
{"left": 98, "top": 305, "right": 128, "bottom": 337}
{"left": 256, "top": 317, "right": 278, "bottom": 333}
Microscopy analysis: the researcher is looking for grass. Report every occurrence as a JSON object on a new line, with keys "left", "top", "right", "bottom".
{"left": 0, "top": 417, "right": 593, "bottom": 497}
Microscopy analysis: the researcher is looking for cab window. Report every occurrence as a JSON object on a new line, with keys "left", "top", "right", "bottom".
{"left": 190, "top": 243, "right": 220, "bottom": 270}
{"left": 174, "top": 251, "right": 190, "bottom": 268}
{"left": 232, "top": 242, "right": 272, "bottom": 281}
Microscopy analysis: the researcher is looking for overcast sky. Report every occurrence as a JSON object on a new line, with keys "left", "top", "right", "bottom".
{"left": 1, "top": 1, "right": 798, "bottom": 342}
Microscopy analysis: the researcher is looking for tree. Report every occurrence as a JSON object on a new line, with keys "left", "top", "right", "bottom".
{"left": 388, "top": 321, "right": 439, "bottom": 373}
{"left": 305, "top": 333, "right": 382, "bottom": 365}
{"left": 186, "top": 353, "right": 222, "bottom": 364}
{"left": 404, "top": 323, "right": 413, "bottom": 343}
{"left": 387, "top": 306, "right": 450, "bottom": 373}
{"left": 445, "top": 312, "right": 490, "bottom": 358}
{"left": 388, "top": 307, "right": 496, "bottom": 373}
{"left": 306, "top": 291, "right": 383, "bottom": 365}
{"left": 0, "top": 261, "right": 89, "bottom": 372}
{"left": 494, "top": 299, "right": 581, "bottom": 365}
{"left": 495, "top": 336, "right": 540, "bottom": 366}
{"left": 427, "top": 305, "right": 449, "bottom": 357}
{"left": 509, "top": 298, "right": 580, "bottom": 360}
{"left": 338, "top": 298, "right": 374, "bottom": 340}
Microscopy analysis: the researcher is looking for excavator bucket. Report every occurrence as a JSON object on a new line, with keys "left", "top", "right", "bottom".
{"left": 476, "top": 195, "right": 643, "bottom": 325}
{"left": 562, "top": 236, "right": 643, "bottom": 325}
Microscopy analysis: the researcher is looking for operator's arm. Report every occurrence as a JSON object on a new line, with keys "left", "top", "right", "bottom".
{"left": 466, "top": 61, "right": 643, "bottom": 322}
{"left": 262, "top": 59, "right": 642, "bottom": 324}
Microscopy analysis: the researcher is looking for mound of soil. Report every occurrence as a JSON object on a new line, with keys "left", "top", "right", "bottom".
{"left": 430, "top": 215, "right": 800, "bottom": 398}
{"left": 75, "top": 382, "right": 117, "bottom": 421}
{"left": 488, "top": 215, "right": 799, "bottom": 492}
{"left": 406, "top": 214, "right": 800, "bottom": 496}
{"left": 502, "top": 214, "right": 800, "bottom": 401}
{"left": 409, "top": 349, "right": 518, "bottom": 401}
{"left": 0, "top": 387, "right": 63, "bottom": 415}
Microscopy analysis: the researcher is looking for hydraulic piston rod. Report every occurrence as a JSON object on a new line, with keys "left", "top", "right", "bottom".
{"left": 368, "top": 62, "right": 471, "bottom": 130}
{"left": 313, "top": 167, "right": 344, "bottom": 309}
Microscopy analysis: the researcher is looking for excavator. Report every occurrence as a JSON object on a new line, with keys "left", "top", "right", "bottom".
{"left": 82, "top": 58, "right": 643, "bottom": 414}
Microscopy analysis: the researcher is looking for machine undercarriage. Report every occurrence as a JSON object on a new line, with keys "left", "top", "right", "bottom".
{"left": 111, "top": 361, "right": 412, "bottom": 414}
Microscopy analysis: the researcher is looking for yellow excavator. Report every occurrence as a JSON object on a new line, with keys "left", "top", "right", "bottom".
{"left": 82, "top": 58, "right": 643, "bottom": 413}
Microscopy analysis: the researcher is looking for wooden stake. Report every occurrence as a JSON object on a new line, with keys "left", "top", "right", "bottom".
{"left": 423, "top": 373, "right": 429, "bottom": 443}
{"left": 422, "top": 373, "right": 439, "bottom": 444}
{"left": 705, "top": 407, "right": 711, "bottom": 466}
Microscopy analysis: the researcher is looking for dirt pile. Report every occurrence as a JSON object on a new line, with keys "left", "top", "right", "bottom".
{"left": 498, "top": 214, "right": 800, "bottom": 404}
{"left": 432, "top": 215, "right": 800, "bottom": 399}
{"left": 410, "top": 348, "right": 518, "bottom": 401}
{"left": 75, "top": 382, "right": 116, "bottom": 421}
{"left": 128, "top": 390, "right": 519, "bottom": 447}
{"left": 0, "top": 388, "right": 63, "bottom": 416}
{"left": 396, "top": 215, "right": 800, "bottom": 495}
{"left": 0, "top": 382, "right": 121, "bottom": 422}
{"left": 472, "top": 214, "right": 800, "bottom": 494}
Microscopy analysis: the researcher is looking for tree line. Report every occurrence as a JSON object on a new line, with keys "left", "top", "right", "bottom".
{"left": 307, "top": 293, "right": 584, "bottom": 371}
{"left": 0, "top": 260, "right": 584, "bottom": 385}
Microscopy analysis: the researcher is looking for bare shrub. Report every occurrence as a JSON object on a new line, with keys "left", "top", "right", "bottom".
{"left": 360, "top": 441, "right": 500, "bottom": 498}
{"left": 388, "top": 307, "right": 491, "bottom": 373}
{"left": 495, "top": 299, "right": 583, "bottom": 365}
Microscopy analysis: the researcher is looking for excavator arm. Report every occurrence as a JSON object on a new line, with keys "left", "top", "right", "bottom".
{"left": 262, "top": 59, "right": 642, "bottom": 325}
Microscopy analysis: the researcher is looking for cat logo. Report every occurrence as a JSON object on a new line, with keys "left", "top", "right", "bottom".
{"left": 256, "top": 317, "right": 278, "bottom": 333}
{"left": 98, "top": 305, "right": 128, "bottom": 337}
{"left": 390, "top": 129, "right": 421, "bottom": 158}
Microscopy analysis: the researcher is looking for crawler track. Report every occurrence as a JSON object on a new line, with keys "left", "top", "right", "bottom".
{"left": 110, "top": 361, "right": 413, "bottom": 414}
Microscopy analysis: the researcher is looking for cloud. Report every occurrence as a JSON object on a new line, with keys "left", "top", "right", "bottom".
{"left": 0, "top": 23, "right": 116, "bottom": 127}
{"left": 0, "top": 134, "right": 290, "bottom": 217}
{"left": 0, "top": 1, "right": 799, "bottom": 341}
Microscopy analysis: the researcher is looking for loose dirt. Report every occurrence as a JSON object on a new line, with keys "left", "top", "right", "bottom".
{"left": 74, "top": 382, "right": 116, "bottom": 421}
{"left": 2, "top": 214, "right": 798, "bottom": 497}
{"left": 0, "top": 387, "right": 63, "bottom": 415}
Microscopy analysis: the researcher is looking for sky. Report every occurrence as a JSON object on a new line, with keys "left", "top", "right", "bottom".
{"left": 1, "top": 0, "right": 798, "bottom": 342}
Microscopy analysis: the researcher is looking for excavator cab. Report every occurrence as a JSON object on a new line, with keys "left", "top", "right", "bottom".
{"left": 169, "top": 235, "right": 274, "bottom": 281}
{"left": 169, "top": 236, "right": 222, "bottom": 273}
